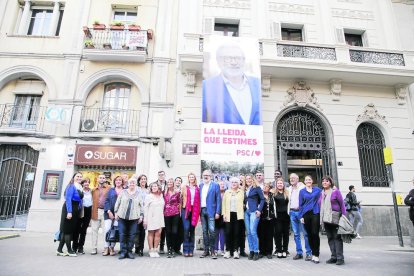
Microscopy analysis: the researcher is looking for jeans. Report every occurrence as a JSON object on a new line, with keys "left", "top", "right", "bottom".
{"left": 324, "top": 222, "right": 344, "bottom": 261}
{"left": 215, "top": 227, "right": 225, "bottom": 251}
{"left": 181, "top": 209, "right": 195, "bottom": 254}
{"left": 290, "top": 210, "right": 311, "bottom": 256}
{"left": 349, "top": 210, "right": 363, "bottom": 234}
{"left": 200, "top": 207, "right": 216, "bottom": 252}
{"left": 118, "top": 218, "right": 138, "bottom": 255}
{"left": 244, "top": 210, "right": 260, "bottom": 253}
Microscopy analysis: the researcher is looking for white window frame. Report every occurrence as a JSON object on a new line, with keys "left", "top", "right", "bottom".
{"left": 343, "top": 28, "right": 367, "bottom": 47}
{"left": 280, "top": 23, "right": 305, "bottom": 42}
{"left": 112, "top": 8, "right": 138, "bottom": 27}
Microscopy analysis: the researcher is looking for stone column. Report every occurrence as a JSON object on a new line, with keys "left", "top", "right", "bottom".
{"left": 17, "top": 0, "right": 31, "bottom": 35}
{"left": 48, "top": 1, "right": 61, "bottom": 36}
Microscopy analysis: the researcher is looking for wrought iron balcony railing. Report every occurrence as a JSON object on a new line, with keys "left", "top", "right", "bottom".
{"left": 349, "top": 49, "right": 405, "bottom": 66}
{"left": 79, "top": 107, "right": 140, "bottom": 136}
{"left": 276, "top": 43, "right": 337, "bottom": 61}
{"left": 83, "top": 27, "right": 149, "bottom": 51}
{"left": 0, "top": 104, "right": 46, "bottom": 132}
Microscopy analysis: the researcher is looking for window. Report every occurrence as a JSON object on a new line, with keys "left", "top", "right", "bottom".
{"left": 345, "top": 33, "right": 363, "bottom": 47}
{"left": 214, "top": 23, "right": 239, "bottom": 37}
{"left": 11, "top": 95, "right": 41, "bottom": 129}
{"left": 113, "top": 10, "right": 137, "bottom": 26}
{"left": 356, "top": 123, "right": 388, "bottom": 187}
{"left": 100, "top": 83, "right": 131, "bottom": 132}
{"left": 17, "top": 2, "right": 64, "bottom": 36}
{"left": 281, "top": 28, "right": 303, "bottom": 41}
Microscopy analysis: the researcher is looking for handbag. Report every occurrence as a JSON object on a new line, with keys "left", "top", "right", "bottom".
{"left": 105, "top": 221, "right": 119, "bottom": 243}
{"left": 54, "top": 230, "right": 61, "bottom": 242}
{"left": 330, "top": 211, "right": 341, "bottom": 225}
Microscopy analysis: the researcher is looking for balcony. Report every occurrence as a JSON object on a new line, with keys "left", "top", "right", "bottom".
{"left": 0, "top": 104, "right": 46, "bottom": 133}
{"left": 79, "top": 107, "right": 140, "bottom": 136}
{"left": 82, "top": 27, "right": 151, "bottom": 62}
{"left": 178, "top": 34, "right": 414, "bottom": 86}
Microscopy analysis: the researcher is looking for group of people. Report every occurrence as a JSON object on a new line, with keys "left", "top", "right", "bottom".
{"left": 57, "top": 169, "right": 352, "bottom": 265}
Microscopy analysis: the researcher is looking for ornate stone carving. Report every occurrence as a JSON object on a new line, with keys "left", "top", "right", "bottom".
{"left": 330, "top": 79, "right": 342, "bottom": 101}
{"left": 284, "top": 81, "right": 322, "bottom": 110}
{"left": 185, "top": 71, "right": 196, "bottom": 94}
{"left": 331, "top": 8, "right": 374, "bottom": 20}
{"left": 261, "top": 75, "right": 271, "bottom": 97}
{"left": 356, "top": 103, "right": 387, "bottom": 124}
{"left": 395, "top": 84, "right": 408, "bottom": 105}
{"left": 269, "top": 2, "right": 315, "bottom": 14}
{"left": 203, "top": 0, "right": 250, "bottom": 9}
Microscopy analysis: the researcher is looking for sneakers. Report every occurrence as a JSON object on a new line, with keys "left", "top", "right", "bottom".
{"left": 286, "top": 251, "right": 291, "bottom": 257}
{"left": 282, "top": 252, "right": 287, "bottom": 258}
{"left": 326, "top": 258, "right": 337, "bottom": 264}
{"left": 223, "top": 251, "right": 231, "bottom": 259}
{"left": 305, "top": 255, "right": 312, "bottom": 261}
{"left": 56, "top": 250, "right": 68, "bottom": 256}
{"left": 149, "top": 250, "right": 155, "bottom": 258}
{"left": 77, "top": 248, "right": 85, "bottom": 255}
{"left": 273, "top": 250, "right": 278, "bottom": 256}
{"left": 90, "top": 248, "right": 98, "bottom": 255}
{"left": 154, "top": 251, "right": 160, "bottom": 258}
{"left": 233, "top": 251, "right": 239, "bottom": 259}
{"left": 293, "top": 254, "right": 303, "bottom": 260}
{"left": 277, "top": 252, "right": 282, "bottom": 258}
{"left": 200, "top": 251, "right": 210, "bottom": 258}
{"left": 312, "top": 256, "right": 320, "bottom": 264}
{"left": 67, "top": 251, "right": 77, "bottom": 257}
{"left": 356, "top": 234, "right": 362, "bottom": 239}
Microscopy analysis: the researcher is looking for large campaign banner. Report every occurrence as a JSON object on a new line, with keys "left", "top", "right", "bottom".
{"left": 201, "top": 36, "right": 264, "bottom": 179}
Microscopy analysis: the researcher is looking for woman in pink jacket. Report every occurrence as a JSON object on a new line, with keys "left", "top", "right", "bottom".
{"left": 181, "top": 172, "right": 201, "bottom": 257}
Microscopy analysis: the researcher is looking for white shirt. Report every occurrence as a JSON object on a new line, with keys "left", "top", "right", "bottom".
{"left": 190, "top": 186, "right": 196, "bottom": 206}
{"left": 223, "top": 74, "right": 252, "bottom": 125}
{"left": 83, "top": 190, "right": 92, "bottom": 207}
{"left": 201, "top": 182, "right": 210, "bottom": 208}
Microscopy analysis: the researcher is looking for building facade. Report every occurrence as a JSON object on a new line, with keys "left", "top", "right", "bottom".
{"left": 0, "top": 0, "right": 413, "bottom": 235}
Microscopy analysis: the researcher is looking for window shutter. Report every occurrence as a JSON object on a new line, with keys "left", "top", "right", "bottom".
{"left": 335, "top": 27, "right": 345, "bottom": 44}
{"left": 301, "top": 25, "right": 306, "bottom": 42}
{"left": 271, "top": 21, "right": 281, "bottom": 39}
{"left": 362, "top": 31, "right": 368, "bottom": 47}
{"left": 203, "top": 17, "right": 214, "bottom": 35}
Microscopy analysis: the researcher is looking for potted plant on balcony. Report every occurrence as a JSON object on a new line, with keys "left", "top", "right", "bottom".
{"left": 110, "top": 21, "right": 125, "bottom": 30}
{"left": 84, "top": 39, "right": 95, "bottom": 49}
{"left": 92, "top": 20, "right": 106, "bottom": 30}
{"left": 147, "top": 29, "right": 154, "bottom": 39}
{"left": 128, "top": 23, "right": 141, "bottom": 32}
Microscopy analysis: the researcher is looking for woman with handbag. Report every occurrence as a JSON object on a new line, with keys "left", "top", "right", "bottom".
{"left": 320, "top": 175, "right": 347, "bottom": 265}
{"left": 114, "top": 177, "right": 143, "bottom": 259}
{"left": 104, "top": 176, "right": 124, "bottom": 256}
{"left": 299, "top": 175, "right": 322, "bottom": 264}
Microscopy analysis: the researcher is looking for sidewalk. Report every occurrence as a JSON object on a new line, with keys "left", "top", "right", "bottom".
{"left": 0, "top": 231, "right": 412, "bottom": 276}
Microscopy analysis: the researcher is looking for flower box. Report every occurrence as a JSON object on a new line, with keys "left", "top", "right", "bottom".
{"left": 128, "top": 25, "right": 141, "bottom": 31}
{"left": 93, "top": 24, "right": 106, "bottom": 30}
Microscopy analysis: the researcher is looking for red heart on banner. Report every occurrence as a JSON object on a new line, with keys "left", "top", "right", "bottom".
{"left": 255, "top": 151, "right": 261, "bottom": 156}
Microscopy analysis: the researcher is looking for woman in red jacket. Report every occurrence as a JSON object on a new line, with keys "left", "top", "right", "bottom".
{"left": 181, "top": 172, "right": 201, "bottom": 257}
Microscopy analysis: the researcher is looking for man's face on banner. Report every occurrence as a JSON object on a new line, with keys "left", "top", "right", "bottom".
{"left": 217, "top": 46, "right": 245, "bottom": 79}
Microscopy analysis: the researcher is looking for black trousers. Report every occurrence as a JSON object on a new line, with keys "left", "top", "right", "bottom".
{"left": 224, "top": 212, "right": 241, "bottom": 253}
{"left": 303, "top": 211, "right": 320, "bottom": 257}
{"left": 274, "top": 212, "right": 290, "bottom": 253}
{"left": 238, "top": 221, "right": 246, "bottom": 252}
{"left": 134, "top": 221, "right": 146, "bottom": 251}
{"left": 175, "top": 215, "right": 184, "bottom": 252}
{"left": 164, "top": 214, "right": 180, "bottom": 251}
{"left": 324, "top": 223, "right": 344, "bottom": 261}
{"left": 160, "top": 227, "right": 166, "bottom": 249}
{"left": 73, "top": 206, "right": 92, "bottom": 251}
{"left": 258, "top": 218, "right": 274, "bottom": 255}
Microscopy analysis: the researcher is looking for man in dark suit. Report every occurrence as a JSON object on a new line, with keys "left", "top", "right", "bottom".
{"left": 199, "top": 169, "right": 221, "bottom": 259}
{"left": 202, "top": 43, "right": 261, "bottom": 125}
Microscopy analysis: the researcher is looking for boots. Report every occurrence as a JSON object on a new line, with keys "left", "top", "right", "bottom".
{"left": 102, "top": 247, "right": 109, "bottom": 256}
{"left": 109, "top": 247, "right": 116, "bottom": 256}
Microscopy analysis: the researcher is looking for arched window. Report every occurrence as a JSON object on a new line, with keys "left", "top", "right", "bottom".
{"left": 356, "top": 123, "right": 388, "bottom": 187}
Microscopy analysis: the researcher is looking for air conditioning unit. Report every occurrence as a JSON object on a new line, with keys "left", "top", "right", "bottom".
{"left": 82, "top": 119, "right": 95, "bottom": 131}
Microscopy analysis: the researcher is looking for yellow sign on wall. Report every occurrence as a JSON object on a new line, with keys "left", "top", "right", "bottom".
{"left": 383, "top": 147, "right": 393, "bottom": 165}
{"left": 396, "top": 194, "right": 404, "bottom": 205}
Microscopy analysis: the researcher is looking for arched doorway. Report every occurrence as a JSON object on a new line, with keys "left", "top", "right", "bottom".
{"left": 276, "top": 109, "right": 337, "bottom": 186}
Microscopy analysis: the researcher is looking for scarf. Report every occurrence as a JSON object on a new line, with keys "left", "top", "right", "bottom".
{"left": 320, "top": 188, "right": 333, "bottom": 225}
